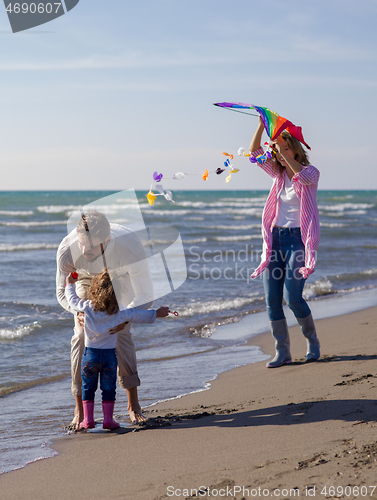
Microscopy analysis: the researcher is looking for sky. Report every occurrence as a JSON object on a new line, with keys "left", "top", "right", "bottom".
{"left": 0, "top": 0, "right": 376, "bottom": 191}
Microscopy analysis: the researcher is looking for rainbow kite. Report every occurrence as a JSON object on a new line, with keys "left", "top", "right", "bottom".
{"left": 214, "top": 102, "right": 310, "bottom": 150}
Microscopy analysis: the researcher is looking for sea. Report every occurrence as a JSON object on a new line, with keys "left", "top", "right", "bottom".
{"left": 1, "top": 189, "right": 377, "bottom": 475}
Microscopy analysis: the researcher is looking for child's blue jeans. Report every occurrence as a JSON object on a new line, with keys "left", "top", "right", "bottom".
{"left": 81, "top": 347, "right": 117, "bottom": 401}
{"left": 263, "top": 227, "right": 311, "bottom": 322}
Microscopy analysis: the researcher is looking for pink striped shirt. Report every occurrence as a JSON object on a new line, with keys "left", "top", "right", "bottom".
{"left": 250, "top": 147, "right": 320, "bottom": 280}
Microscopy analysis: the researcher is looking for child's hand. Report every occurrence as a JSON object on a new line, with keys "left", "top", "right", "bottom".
{"left": 66, "top": 272, "right": 78, "bottom": 285}
{"left": 156, "top": 307, "right": 170, "bottom": 318}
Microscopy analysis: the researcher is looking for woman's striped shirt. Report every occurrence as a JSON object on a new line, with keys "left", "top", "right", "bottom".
{"left": 250, "top": 147, "right": 320, "bottom": 280}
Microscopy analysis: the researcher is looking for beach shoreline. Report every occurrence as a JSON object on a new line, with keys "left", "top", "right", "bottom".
{"left": 1, "top": 305, "right": 377, "bottom": 499}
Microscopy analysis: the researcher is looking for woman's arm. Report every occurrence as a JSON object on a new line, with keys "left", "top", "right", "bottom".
{"left": 272, "top": 136, "right": 303, "bottom": 175}
{"left": 249, "top": 116, "right": 265, "bottom": 153}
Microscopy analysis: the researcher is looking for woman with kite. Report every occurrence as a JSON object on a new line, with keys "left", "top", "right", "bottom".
{"left": 249, "top": 116, "right": 320, "bottom": 368}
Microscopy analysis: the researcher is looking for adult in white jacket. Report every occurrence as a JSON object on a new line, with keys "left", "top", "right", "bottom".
{"left": 56, "top": 210, "right": 154, "bottom": 428}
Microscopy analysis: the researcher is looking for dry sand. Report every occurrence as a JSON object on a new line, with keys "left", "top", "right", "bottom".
{"left": 1, "top": 306, "right": 377, "bottom": 500}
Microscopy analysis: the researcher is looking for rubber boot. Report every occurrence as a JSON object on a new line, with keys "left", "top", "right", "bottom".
{"left": 297, "top": 313, "right": 320, "bottom": 362}
{"left": 102, "top": 401, "right": 120, "bottom": 430}
{"left": 266, "top": 318, "right": 292, "bottom": 368}
{"left": 79, "top": 400, "right": 95, "bottom": 429}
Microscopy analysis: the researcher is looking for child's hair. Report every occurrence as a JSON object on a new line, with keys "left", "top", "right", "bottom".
{"left": 274, "top": 131, "right": 310, "bottom": 175}
{"left": 87, "top": 269, "right": 119, "bottom": 315}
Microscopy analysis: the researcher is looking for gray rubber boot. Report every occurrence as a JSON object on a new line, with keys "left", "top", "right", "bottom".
{"left": 297, "top": 313, "right": 320, "bottom": 362}
{"left": 266, "top": 318, "right": 292, "bottom": 368}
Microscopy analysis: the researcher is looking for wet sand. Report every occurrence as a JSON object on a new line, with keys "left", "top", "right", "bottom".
{"left": 1, "top": 306, "right": 377, "bottom": 499}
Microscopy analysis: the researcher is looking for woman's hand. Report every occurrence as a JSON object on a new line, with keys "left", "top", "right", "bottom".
{"left": 271, "top": 135, "right": 285, "bottom": 153}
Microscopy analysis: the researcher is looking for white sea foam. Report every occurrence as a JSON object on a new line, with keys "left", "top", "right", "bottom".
{"left": 214, "top": 235, "right": 262, "bottom": 242}
{"left": 361, "top": 268, "right": 377, "bottom": 275}
{"left": 220, "top": 197, "right": 267, "bottom": 203}
{"left": 176, "top": 200, "right": 265, "bottom": 208}
{"left": 304, "top": 278, "right": 335, "bottom": 299}
{"left": 142, "top": 209, "right": 192, "bottom": 216}
{"left": 178, "top": 296, "right": 261, "bottom": 317}
{"left": 0, "top": 322, "right": 41, "bottom": 340}
{"left": 0, "top": 221, "right": 66, "bottom": 228}
{"left": 0, "top": 210, "right": 34, "bottom": 216}
{"left": 182, "top": 237, "right": 208, "bottom": 244}
{"left": 37, "top": 203, "right": 141, "bottom": 215}
{"left": 206, "top": 224, "right": 261, "bottom": 231}
{"left": 0, "top": 243, "right": 59, "bottom": 252}
{"left": 318, "top": 203, "right": 374, "bottom": 211}
{"left": 37, "top": 204, "right": 80, "bottom": 214}
{"left": 320, "top": 222, "right": 349, "bottom": 228}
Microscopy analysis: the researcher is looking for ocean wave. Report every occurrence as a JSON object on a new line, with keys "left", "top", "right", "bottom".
{"left": 361, "top": 268, "right": 377, "bottom": 275}
{"left": 142, "top": 209, "right": 192, "bottom": 216}
{"left": 0, "top": 221, "right": 66, "bottom": 228}
{"left": 182, "top": 237, "right": 208, "bottom": 244}
{"left": 178, "top": 295, "right": 262, "bottom": 318}
{"left": 320, "top": 222, "right": 349, "bottom": 228}
{"left": 304, "top": 278, "right": 336, "bottom": 299}
{"left": 214, "top": 235, "right": 262, "bottom": 242}
{"left": 37, "top": 203, "right": 141, "bottom": 215}
{"left": 318, "top": 203, "right": 374, "bottom": 211}
{"left": 0, "top": 373, "right": 68, "bottom": 397}
{"left": 0, "top": 210, "right": 34, "bottom": 216}
{"left": 144, "top": 208, "right": 262, "bottom": 217}
{"left": 176, "top": 200, "right": 265, "bottom": 208}
{"left": 0, "top": 322, "right": 41, "bottom": 340}
{"left": 0, "top": 243, "right": 59, "bottom": 252}
{"left": 220, "top": 197, "right": 267, "bottom": 203}
{"left": 321, "top": 210, "right": 367, "bottom": 217}
{"left": 206, "top": 224, "right": 261, "bottom": 231}
{"left": 37, "top": 204, "right": 81, "bottom": 214}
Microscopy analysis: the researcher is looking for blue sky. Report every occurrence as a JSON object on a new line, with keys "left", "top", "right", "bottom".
{"left": 1, "top": 0, "right": 376, "bottom": 191}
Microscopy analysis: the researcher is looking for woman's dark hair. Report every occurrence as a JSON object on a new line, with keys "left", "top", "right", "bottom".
{"left": 87, "top": 269, "right": 119, "bottom": 315}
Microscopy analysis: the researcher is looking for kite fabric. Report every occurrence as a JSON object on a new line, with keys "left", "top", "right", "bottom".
{"left": 213, "top": 102, "right": 310, "bottom": 150}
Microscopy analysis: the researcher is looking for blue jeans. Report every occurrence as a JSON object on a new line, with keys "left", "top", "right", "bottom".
{"left": 263, "top": 227, "right": 311, "bottom": 322}
{"left": 81, "top": 347, "right": 118, "bottom": 402}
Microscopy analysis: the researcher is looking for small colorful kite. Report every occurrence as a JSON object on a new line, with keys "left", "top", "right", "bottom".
{"left": 213, "top": 102, "right": 310, "bottom": 150}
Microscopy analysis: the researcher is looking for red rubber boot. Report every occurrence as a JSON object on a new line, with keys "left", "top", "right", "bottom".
{"left": 79, "top": 400, "right": 95, "bottom": 429}
{"left": 102, "top": 401, "right": 120, "bottom": 430}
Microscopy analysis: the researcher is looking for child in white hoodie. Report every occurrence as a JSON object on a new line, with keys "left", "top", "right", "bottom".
{"left": 65, "top": 269, "right": 169, "bottom": 430}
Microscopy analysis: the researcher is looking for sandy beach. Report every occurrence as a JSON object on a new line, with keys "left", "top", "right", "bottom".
{"left": 1, "top": 306, "right": 377, "bottom": 500}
